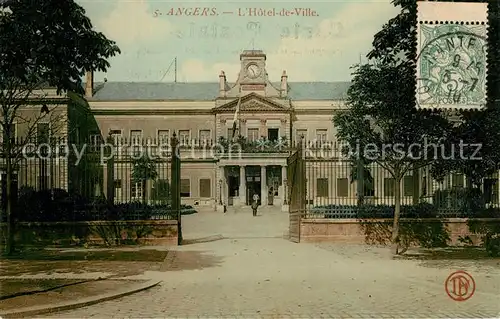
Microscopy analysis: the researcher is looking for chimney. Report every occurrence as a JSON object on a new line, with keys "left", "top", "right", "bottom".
{"left": 281, "top": 70, "right": 288, "bottom": 96}
{"left": 219, "top": 70, "right": 226, "bottom": 96}
{"left": 85, "top": 71, "right": 94, "bottom": 98}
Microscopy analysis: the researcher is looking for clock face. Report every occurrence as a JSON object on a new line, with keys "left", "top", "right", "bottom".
{"left": 246, "top": 64, "right": 261, "bottom": 79}
{"left": 417, "top": 24, "right": 487, "bottom": 108}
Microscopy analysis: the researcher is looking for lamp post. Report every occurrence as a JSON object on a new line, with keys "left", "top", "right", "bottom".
{"left": 283, "top": 178, "right": 288, "bottom": 205}
{"left": 218, "top": 179, "right": 223, "bottom": 205}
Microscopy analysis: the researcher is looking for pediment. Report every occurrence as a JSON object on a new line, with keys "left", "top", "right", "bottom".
{"left": 213, "top": 93, "right": 288, "bottom": 113}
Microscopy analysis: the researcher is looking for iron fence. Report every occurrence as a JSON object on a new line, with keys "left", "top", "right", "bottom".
{"left": 301, "top": 159, "right": 500, "bottom": 219}
{"left": 0, "top": 137, "right": 178, "bottom": 222}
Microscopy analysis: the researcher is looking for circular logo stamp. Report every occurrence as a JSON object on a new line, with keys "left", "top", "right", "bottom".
{"left": 417, "top": 23, "right": 488, "bottom": 108}
{"left": 445, "top": 270, "right": 476, "bottom": 301}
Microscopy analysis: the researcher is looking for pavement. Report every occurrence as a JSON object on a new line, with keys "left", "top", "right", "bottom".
{"left": 27, "top": 207, "right": 500, "bottom": 318}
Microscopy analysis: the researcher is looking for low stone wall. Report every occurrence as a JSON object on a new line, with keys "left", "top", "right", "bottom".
{"left": 0, "top": 220, "right": 178, "bottom": 247}
{"left": 300, "top": 218, "right": 496, "bottom": 245}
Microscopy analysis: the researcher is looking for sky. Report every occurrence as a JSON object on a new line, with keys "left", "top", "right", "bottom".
{"left": 77, "top": 0, "right": 400, "bottom": 83}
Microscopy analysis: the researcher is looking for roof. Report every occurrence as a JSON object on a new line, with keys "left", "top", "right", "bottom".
{"left": 87, "top": 81, "right": 351, "bottom": 101}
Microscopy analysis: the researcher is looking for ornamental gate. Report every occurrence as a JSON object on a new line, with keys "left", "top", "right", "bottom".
{"left": 287, "top": 141, "right": 306, "bottom": 243}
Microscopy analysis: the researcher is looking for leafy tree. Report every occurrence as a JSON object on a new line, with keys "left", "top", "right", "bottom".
{"left": 429, "top": 0, "right": 500, "bottom": 209}
{"left": 0, "top": 0, "right": 120, "bottom": 255}
{"left": 333, "top": 0, "right": 452, "bottom": 254}
{"left": 131, "top": 154, "right": 158, "bottom": 203}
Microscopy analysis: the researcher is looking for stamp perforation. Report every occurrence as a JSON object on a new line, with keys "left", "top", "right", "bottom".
{"left": 418, "top": 21, "right": 486, "bottom": 25}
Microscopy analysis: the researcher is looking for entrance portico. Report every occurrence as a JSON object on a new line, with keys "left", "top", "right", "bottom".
{"left": 217, "top": 158, "right": 288, "bottom": 211}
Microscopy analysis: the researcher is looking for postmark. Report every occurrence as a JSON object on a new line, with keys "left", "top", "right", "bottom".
{"left": 417, "top": 22, "right": 487, "bottom": 109}
{"left": 445, "top": 270, "right": 476, "bottom": 301}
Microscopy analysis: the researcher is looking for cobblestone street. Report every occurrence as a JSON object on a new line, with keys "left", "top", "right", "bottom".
{"left": 47, "top": 209, "right": 500, "bottom": 318}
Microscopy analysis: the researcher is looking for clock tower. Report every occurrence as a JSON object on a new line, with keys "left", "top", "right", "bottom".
{"left": 239, "top": 50, "right": 267, "bottom": 93}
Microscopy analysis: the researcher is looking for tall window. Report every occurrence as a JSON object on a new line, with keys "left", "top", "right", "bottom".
{"left": 109, "top": 129, "right": 122, "bottom": 144}
{"left": 180, "top": 178, "right": 190, "bottom": 197}
{"left": 403, "top": 175, "right": 414, "bottom": 196}
{"left": 336, "top": 178, "right": 348, "bottom": 197}
{"left": 384, "top": 178, "right": 396, "bottom": 197}
{"left": 130, "top": 130, "right": 142, "bottom": 145}
{"left": 316, "top": 178, "right": 329, "bottom": 197}
{"left": 452, "top": 173, "right": 464, "bottom": 188}
{"left": 227, "top": 128, "right": 235, "bottom": 139}
{"left": 37, "top": 123, "right": 50, "bottom": 144}
{"left": 178, "top": 130, "right": 190, "bottom": 145}
{"left": 131, "top": 182, "right": 143, "bottom": 200}
{"left": 158, "top": 130, "right": 170, "bottom": 145}
{"left": 316, "top": 129, "right": 327, "bottom": 143}
{"left": 247, "top": 128, "right": 259, "bottom": 142}
{"left": 89, "top": 132, "right": 101, "bottom": 146}
{"left": 199, "top": 130, "right": 211, "bottom": 143}
{"left": 267, "top": 128, "right": 279, "bottom": 141}
{"left": 199, "top": 178, "right": 211, "bottom": 198}
{"left": 114, "top": 179, "right": 122, "bottom": 200}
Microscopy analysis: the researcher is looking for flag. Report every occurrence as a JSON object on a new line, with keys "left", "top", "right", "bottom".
{"left": 231, "top": 95, "right": 241, "bottom": 141}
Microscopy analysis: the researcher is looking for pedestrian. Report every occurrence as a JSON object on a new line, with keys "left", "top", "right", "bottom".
{"left": 251, "top": 192, "right": 260, "bottom": 216}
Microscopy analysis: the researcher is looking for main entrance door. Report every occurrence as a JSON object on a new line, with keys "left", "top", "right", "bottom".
{"left": 245, "top": 166, "right": 261, "bottom": 205}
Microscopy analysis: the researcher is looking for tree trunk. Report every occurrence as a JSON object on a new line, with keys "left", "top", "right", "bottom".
{"left": 5, "top": 155, "right": 14, "bottom": 255}
{"left": 391, "top": 175, "right": 402, "bottom": 255}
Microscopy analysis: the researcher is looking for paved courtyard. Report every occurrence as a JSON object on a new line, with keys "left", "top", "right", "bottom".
{"left": 46, "top": 207, "right": 500, "bottom": 318}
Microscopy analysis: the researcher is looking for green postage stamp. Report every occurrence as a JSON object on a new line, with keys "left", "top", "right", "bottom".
{"left": 416, "top": 1, "right": 488, "bottom": 110}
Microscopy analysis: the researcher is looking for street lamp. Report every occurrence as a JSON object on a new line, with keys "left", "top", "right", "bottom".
{"left": 218, "top": 179, "right": 223, "bottom": 205}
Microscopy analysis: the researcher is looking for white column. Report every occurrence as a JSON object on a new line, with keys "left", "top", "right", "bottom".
{"left": 261, "top": 165, "right": 267, "bottom": 205}
{"left": 281, "top": 165, "right": 287, "bottom": 203}
{"left": 239, "top": 165, "right": 246, "bottom": 205}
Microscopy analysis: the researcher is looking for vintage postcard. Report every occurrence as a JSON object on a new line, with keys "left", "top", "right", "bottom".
{"left": 1, "top": 0, "right": 499, "bottom": 318}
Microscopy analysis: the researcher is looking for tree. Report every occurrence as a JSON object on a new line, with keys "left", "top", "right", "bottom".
{"left": 333, "top": 0, "right": 452, "bottom": 254}
{"left": 428, "top": 0, "right": 500, "bottom": 210}
{"left": 131, "top": 154, "right": 158, "bottom": 204}
{"left": 0, "top": 0, "right": 120, "bottom": 255}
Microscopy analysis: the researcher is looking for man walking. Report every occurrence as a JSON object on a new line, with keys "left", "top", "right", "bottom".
{"left": 251, "top": 192, "right": 260, "bottom": 216}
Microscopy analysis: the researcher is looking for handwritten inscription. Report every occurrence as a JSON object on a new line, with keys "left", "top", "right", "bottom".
{"left": 161, "top": 22, "right": 343, "bottom": 40}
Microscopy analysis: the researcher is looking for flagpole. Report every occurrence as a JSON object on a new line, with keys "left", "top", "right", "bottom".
{"left": 232, "top": 95, "right": 241, "bottom": 142}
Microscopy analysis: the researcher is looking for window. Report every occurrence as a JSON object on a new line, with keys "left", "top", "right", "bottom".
{"left": 199, "top": 178, "right": 211, "bottom": 198}
{"left": 484, "top": 178, "right": 498, "bottom": 204}
{"left": 131, "top": 182, "right": 143, "bottom": 200}
{"left": 452, "top": 173, "right": 464, "bottom": 188}
{"left": 89, "top": 132, "right": 101, "bottom": 146}
{"left": 114, "top": 179, "right": 122, "bottom": 189}
{"left": 199, "top": 130, "right": 211, "bottom": 143}
{"left": 316, "top": 129, "right": 327, "bottom": 143}
{"left": 1, "top": 123, "right": 16, "bottom": 145}
{"left": 296, "top": 129, "right": 307, "bottom": 141}
{"left": 336, "top": 178, "right": 348, "bottom": 197}
{"left": 180, "top": 178, "right": 191, "bottom": 197}
{"left": 158, "top": 130, "right": 170, "bottom": 145}
{"left": 316, "top": 178, "right": 328, "bottom": 197}
{"left": 422, "top": 176, "right": 427, "bottom": 196}
{"left": 267, "top": 128, "right": 279, "bottom": 141}
{"left": 37, "top": 123, "right": 50, "bottom": 144}
{"left": 109, "top": 129, "right": 122, "bottom": 144}
{"left": 403, "top": 175, "right": 414, "bottom": 196}
{"left": 227, "top": 128, "right": 235, "bottom": 139}
{"left": 384, "top": 178, "right": 396, "bottom": 197}
{"left": 130, "top": 130, "right": 142, "bottom": 145}
{"left": 178, "top": 130, "right": 190, "bottom": 145}
{"left": 247, "top": 128, "right": 259, "bottom": 142}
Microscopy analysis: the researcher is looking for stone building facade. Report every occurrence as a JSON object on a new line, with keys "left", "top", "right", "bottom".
{"left": 84, "top": 50, "right": 499, "bottom": 211}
